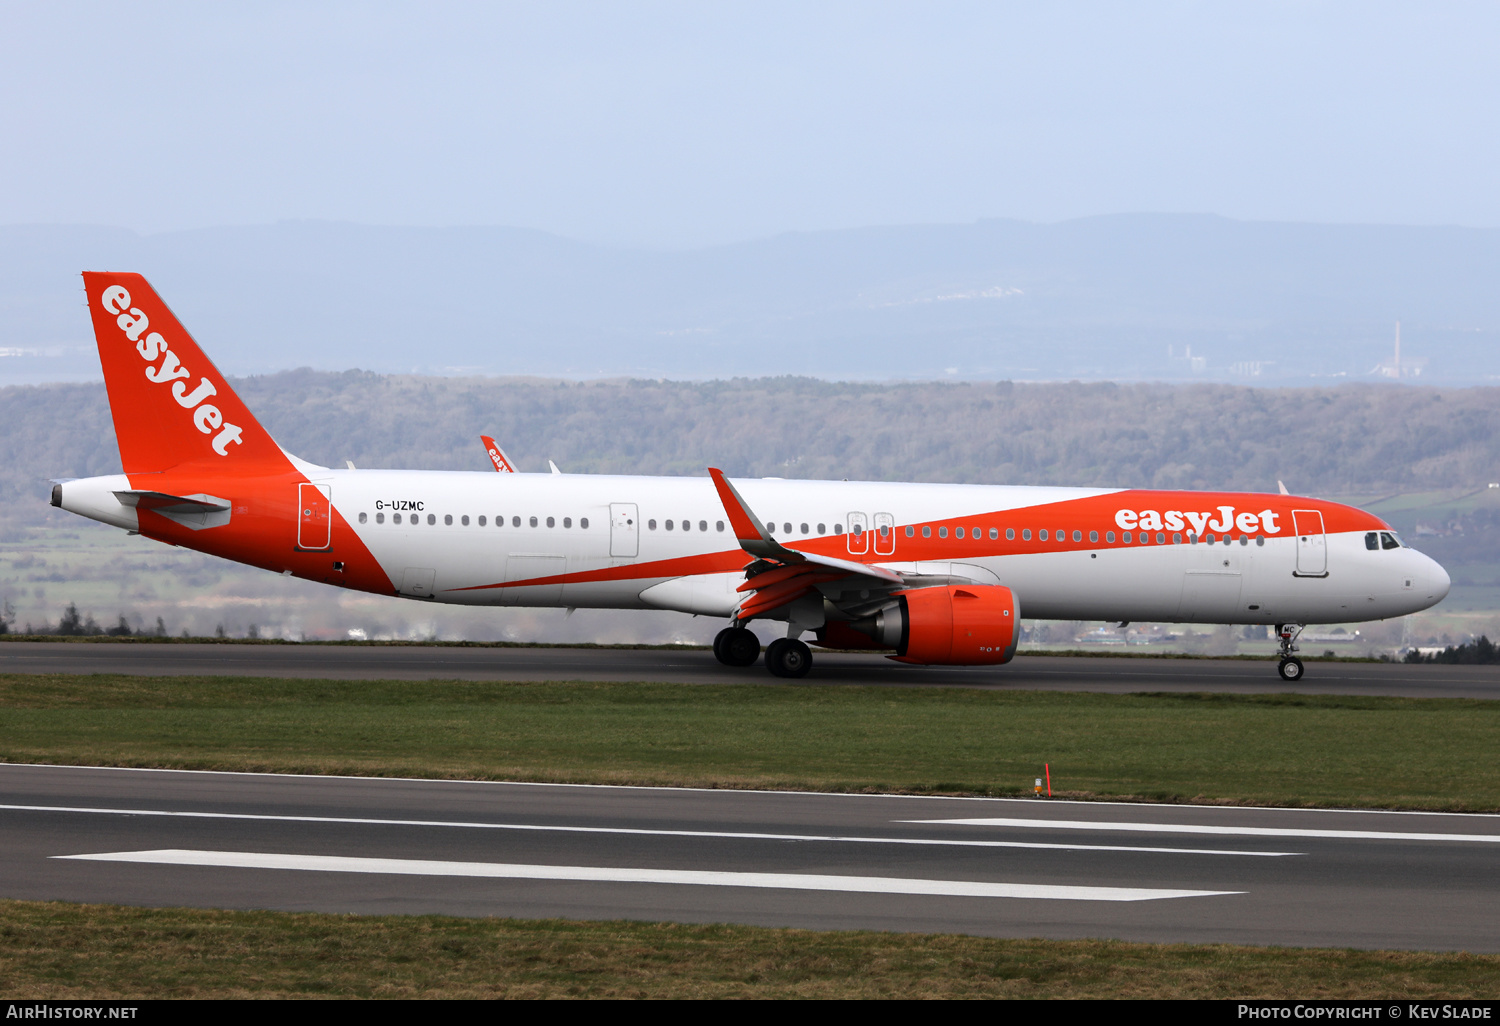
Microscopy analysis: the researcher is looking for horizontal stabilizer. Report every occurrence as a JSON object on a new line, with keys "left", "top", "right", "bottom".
{"left": 113, "top": 490, "right": 230, "bottom": 515}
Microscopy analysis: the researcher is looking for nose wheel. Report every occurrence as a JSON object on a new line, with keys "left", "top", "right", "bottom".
{"left": 1275, "top": 623, "right": 1306, "bottom": 681}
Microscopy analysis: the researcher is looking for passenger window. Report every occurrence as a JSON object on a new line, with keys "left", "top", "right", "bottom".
{"left": 648, "top": 519, "right": 657, "bottom": 530}
{"left": 1381, "top": 532, "right": 1400, "bottom": 550}
{"left": 529, "top": 516, "right": 538, "bottom": 527}
{"left": 905, "top": 525, "right": 915, "bottom": 537}
{"left": 1205, "top": 534, "right": 1215, "bottom": 544}
{"left": 512, "top": 516, "right": 521, "bottom": 527}
{"left": 564, "top": 517, "right": 572, "bottom": 528}
{"left": 1038, "top": 529, "right": 1048, "bottom": 541}
{"left": 444, "top": 514, "right": 453, "bottom": 526}
{"left": 1173, "top": 533, "right": 1182, "bottom": 544}
{"left": 819, "top": 524, "right": 827, "bottom": 535}
{"left": 681, "top": 519, "right": 690, "bottom": 532}
{"left": 1121, "top": 532, "right": 1131, "bottom": 543}
{"left": 394, "top": 513, "right": 402, "bottom": 524}
{"left": 990, "top": 528, "right": 999, "bottom": 540}
{"left": 358, "top": 512, "right": 367, "bottom": 524}
{"left": 461, "top": 515, "right": 470, "bottom": 526}
{"left": 1365, "top": 532, "right": 1379, "bottom": 550}
{"left": 834, "top": 524, "right": 843, "bottom": 535}
{"left": 1105, "top": 531, "right": 1114, "bottom": 543}
{"left": 955, "top": 527, "right": 965, "bottom": 539}
{"left": 1073, "top": 530, "right": 1082, "bottom": 542}
{"left": 1006, "top": 528, "right": 1014, "bottom": 540}
{"left": 376, "top": 512, "right": 385, "bottom": 524}
{"left": 801, "top": 523, "right": 809, "bottom": 534}
{"left": 700, "top": 520, "right": 708, "bottom": 532}
{"left": 581, "top": 518, "right": 589, "bottom": 529}
{"left": 922, "top": 526, "right": 932, "bottom": 538}
{"left": 784, "top": 523, "right": 792, "bottom": 535}
{"left": 666, "top": 520, "right": 675, "bottom": 531}
{"left": 1021, "top": 529, "right": 1031, "bottom": 541}
{"left": 1089, "top": 531, "right": 1098, "bottom": 543}
{"left": 1255, "top": 536, "right": 1263, "bottom": 546}
{"left": 427, "top": 514, "right": 436, "bottom": 525}
{"left": 546, "top": 516, "right": 555, "bottom": 528}
{"left": 1239, "top": 536, "right": 1247, "bottom": 545}
{"left": 478, "top": 515, "right": 486, "bottom": 526}
{"left": 938, "top": 527, "right": 948, "bottom": 538}
{"left": 716, "top": 521, "right": 724, "bottom": 532}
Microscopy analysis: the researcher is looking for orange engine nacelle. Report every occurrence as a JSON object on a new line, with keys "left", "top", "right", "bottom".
{"left": 836, "top": 585, "right": 1020, "bottom": 665}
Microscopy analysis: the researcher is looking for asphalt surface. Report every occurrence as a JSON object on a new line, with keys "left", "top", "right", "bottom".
{"left": 3, "top": 763, "right": 1498, "bottom": 950}
{"left": 1, "top": 641, "right": 1496, "bottom": 698}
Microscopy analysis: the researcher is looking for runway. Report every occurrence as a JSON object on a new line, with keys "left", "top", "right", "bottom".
{"left": 4, "top": 763, "right": 1498, "bottom": 950}
{"left": 1, "top": 641, "right": 1496, "bottom": 699}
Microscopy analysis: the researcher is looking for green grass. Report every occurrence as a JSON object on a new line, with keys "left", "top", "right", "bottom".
{"left": 1, "top": 899, "right": 1496, "bottom": 999}
{"left": 4, "top": 674, "right": 1500, "bottom": 809}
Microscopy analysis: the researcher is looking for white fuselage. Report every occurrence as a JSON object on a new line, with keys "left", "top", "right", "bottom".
{"left": 295, "top": 469, "right": 1449, "bottom": 627}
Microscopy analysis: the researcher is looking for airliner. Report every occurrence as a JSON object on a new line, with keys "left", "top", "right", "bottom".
{"left": 52, "top": 273, "right": 1451, "bottom": 681}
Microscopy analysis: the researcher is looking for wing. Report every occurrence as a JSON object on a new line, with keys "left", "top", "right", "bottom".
{"left": 707, "top": 467, "right": 903, "bottom": 623}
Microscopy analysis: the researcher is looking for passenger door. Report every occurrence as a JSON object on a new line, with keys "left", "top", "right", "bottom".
{"left": 297, "top": 483, "right": 331, "bottom": 550}
{"left": 610, "top": 503, "right": 638, "bottom": 558}
{"left": 1292, "top": 510, "right": 1328, "bottom": 577}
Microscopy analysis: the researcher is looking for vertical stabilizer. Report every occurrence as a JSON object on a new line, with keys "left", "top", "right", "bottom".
{"left": 82, "top": 272, "right": 286, "bottom": 474}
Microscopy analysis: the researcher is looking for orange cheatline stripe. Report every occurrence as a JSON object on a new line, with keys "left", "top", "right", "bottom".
{"left": 449, "top": 549, "right": 749, "bottom": 591}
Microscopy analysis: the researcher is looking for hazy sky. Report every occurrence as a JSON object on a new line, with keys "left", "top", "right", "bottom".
{"left": 4, "top": 2, "right": 1498, "bottom": 247}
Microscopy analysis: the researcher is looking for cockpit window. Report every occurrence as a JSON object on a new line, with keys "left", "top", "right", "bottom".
{"left": 1381, "top": 532, "right": 1401, "bottom": 550}
{"left": 1365, "top": 532, "right": 1379, "bottom": 551}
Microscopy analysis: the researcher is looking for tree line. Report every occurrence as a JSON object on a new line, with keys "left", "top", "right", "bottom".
{"left": 4, "top": 372, "right": 1498, "bottom": 532}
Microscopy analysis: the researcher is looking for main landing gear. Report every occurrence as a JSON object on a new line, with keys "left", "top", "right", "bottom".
{"left": 714, "top": 626, "right": 812, "bottom": 678}
{"left": 1276, "top": 623, "right": 1305, "bottom": 681}
{"left": 713, "top": 626, "right": 761, "bottom": 667}
{"left": 765, "top": 637, "right": 813, "bottom": 679}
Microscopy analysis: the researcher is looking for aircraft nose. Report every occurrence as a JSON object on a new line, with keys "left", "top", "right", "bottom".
{"left": 1424, "top": 555, "right": 1451, "bottom": 605}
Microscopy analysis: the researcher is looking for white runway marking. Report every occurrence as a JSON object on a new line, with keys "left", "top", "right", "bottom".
{"left": 55, "top": 850, "right": 1241, "bottom": 902}
{"left": 906, "top": 817, "right": 1500, "bottom": 843}
{"left": 0, "top": 804, "right": 1297, "bottom": 857}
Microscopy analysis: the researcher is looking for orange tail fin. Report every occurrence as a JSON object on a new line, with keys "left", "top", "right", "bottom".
{"left": 480, "top": 434, "right": 517, "bottom": 472}
{"left": 82, "top": 272, "right": 286, "bottom": 475}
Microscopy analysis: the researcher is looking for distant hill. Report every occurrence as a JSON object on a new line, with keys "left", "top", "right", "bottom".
{"left": 3, "top": 216, "right": 1499, "bottom": 385}
{"left": 5, "top": 372, "right": 1498, "bottom": 537}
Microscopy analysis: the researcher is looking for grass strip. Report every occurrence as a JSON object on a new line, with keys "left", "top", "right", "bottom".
{"left": 3, "top": 675, "right": 1499, "bottom": 809}
{"left": 1, "top": 899, "right": 1496, "bottom": 999}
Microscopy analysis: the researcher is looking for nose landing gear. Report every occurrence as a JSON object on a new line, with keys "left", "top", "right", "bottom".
{"left": 1275, "top": 623, "right": 1305, "bottom": 681}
